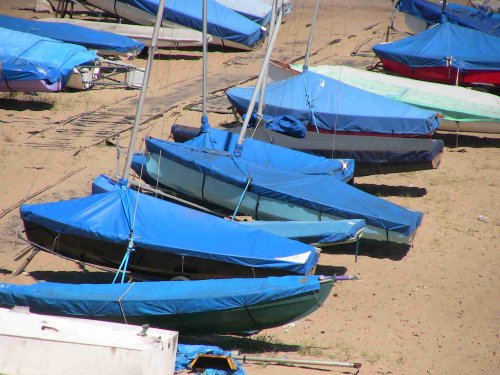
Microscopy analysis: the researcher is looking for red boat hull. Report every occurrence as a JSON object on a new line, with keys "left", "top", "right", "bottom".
{"left": 379, "top": 57, "right": 500, "bottom": 87}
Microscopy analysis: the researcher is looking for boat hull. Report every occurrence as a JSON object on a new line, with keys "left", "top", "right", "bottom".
{"left": 0, "top": 79, "right": 62, "bottom": 92}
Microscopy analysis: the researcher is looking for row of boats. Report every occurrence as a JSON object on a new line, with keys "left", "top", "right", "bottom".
{"left": 0, "top": 0, "right": 498, "bottom": 337}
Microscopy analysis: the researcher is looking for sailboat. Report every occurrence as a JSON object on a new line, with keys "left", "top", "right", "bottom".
{"left": 7, "top": 0, "right": 336, "bottom": 335}
{"left": 131, "top": 0, "right": 424, "bottom": 244}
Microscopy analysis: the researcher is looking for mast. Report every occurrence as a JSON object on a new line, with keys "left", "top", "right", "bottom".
{"left": 303, "top": 0, "right": 320, "bottom": 71}
{"left": 256, "top": 0, "right": 278, "bottom": 118}
{"left": 236, "top": 7, "right": 283, "bottom": 149}
{"left": 121, "top": 0, "right": 166, "bottom": 183}
{"left": 201, "top": 0, "right": 209, "bottom": 129}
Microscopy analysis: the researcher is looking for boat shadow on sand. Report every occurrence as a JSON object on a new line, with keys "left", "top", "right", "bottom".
{"left": 435, "top": 132, "right": 500, "bottom": 149}
{"left": 354, "top": 183, "right": 427, "bottom": 198}
{"left": 323, "top": 239, "right": 411, "bottom": 261}
{"left": 0, "top": 97, "right": 54, "bottom": 111}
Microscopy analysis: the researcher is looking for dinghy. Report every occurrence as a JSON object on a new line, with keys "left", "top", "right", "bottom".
{"left": 0, "top": 275, "right": 334, "bottom": 335}
{"left": 82, "top": 0, "right": 265, "bottom": 50}
{"left": 226, "top": 70, "right": 441, "bottom": 137}
{"left": 0, "top": 27, "right": 97, "bottom": 92}
{"left": 0, "top": 15, "right": 144, "bottom": 57}
{"left": 292, "top": 65, "right": 500, "bottom": 134}
{"left": 373, "top": 23, "right": 500, "bottom": 87}
{"left": 396, "top": 0, "right": 500, "bottom": 36}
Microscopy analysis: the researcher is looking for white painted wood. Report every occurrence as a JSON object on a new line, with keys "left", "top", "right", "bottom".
{"left": 0, "top": 307, "right": 178, "bottom": 375}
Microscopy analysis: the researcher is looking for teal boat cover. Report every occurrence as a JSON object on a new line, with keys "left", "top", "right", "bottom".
{"left": 118, "top": 0, "right": 264, "bottom": 47}
{"left": 373, "top": 23, "right": 500, "bottom": 71}
{"left": 20, "top": 187, "right": 319, "bottom": 275}
{"left": 227, "top": 71, "right": 440, "bottom": 136}
{"left": 146, "top": 129, "right": 423, "bottom": 237}
{"left": 0, "top": 27, "right": 97, "bottom": 83}
{"left": 0, "top": 15, "right": 144, "bottom": 55}
{"left": 0, "top": 276, "right": 321, "bottom": 318}
{"left": 396, "top": 0, "right": 500, "bottom": 36}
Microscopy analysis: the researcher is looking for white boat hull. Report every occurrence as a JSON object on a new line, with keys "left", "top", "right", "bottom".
{"left": 0, "top": 307, "right": 178, "bottom": 375}
{"left": 145, "top": 152, "right": 414, "bottom": 244}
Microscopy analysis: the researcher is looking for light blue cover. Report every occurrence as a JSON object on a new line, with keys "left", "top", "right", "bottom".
{"left": 119, "top": 0, "right": 264, "bottom": 47}
{"left": 0, "top": 15, "right": 143, "bottom": 54}
{"left": 0, "top": 276, "right": 320, "bottom": 317}
{"left": 217, "top": 0, "right": 272, "bottom": 25}
{"left": 0, "top": 27, "right": 97, "bottom": 83}
{"left": 187, "top": 128, "right": 354, "bottom": 181}
{"left": 226, "top": 71, "right": 440, "bottom": 136}
{"left": 373, "top": 23, "right": 500, "bottom": 72}
{"left": 396, "top": 0, "right": 500, "bottom": 36}
{"left": 20, "top": 187, "right": 318, "bottom": 275}
{"left": 146, "top": 132, "right": 423, "bottom": 237}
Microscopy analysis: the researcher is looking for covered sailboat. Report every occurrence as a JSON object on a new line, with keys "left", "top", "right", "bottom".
{"left": 0, "top": 15, "right": 144, "bottom": 57}
{"left": 373, "top": 22, "right": 500, "bottom": 86}
{"left": 20, "top": 187, "right": 320, "bottom": 279}
{"left": 217, "top": 0, "right": 273, "bottom": 25}
{"left": 0, "top": 27, "right": 97, "bottom": 92}
{"left": 0, "top": 275, "right": 334, "bottom": 335}
{"left": 396, "top": 0, "right": 500, "bottom": 36}
{"left": 82, "top": 0, "right": 265, "bottom": 49}
{"left": 293, "top": 65, "right": 500, "bottom": 134}
{"left": 226, "top": 70, "right": 441, "bottom": 137}
{"left": 137, "top": 127, "right": 423, "bottom": 244}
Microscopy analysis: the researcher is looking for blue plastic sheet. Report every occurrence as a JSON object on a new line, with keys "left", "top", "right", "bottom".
{"left": 20, "top": 187, "right": 318, "bottom": 275}
{"left": 0, "top": 15, "right": 143, "bottom": 54}
{"left": 396, "top": 0, "right": 500, "bottom": 36}
{"left": 146, "top": 134, "right": 423, "bottom": 237}
{"left": 0, "top": 276, "right": 320, "bottom": 318}
{"left": 227, "top": 71, "right": 440, "bottom": 136}
{"left": 176, "top": 344, "right": 245, "bottom": 374}
{"left": 117, "top": 0, "right": 264, "bottom": 47}
{"left": 373, "top": 22, "right": 500, "bottom": 72}
{"left": 0, "top": 27, "right": 96, "bottom": 84}
{"left": 244, "top": 113, "right": 307, "bottom": 138}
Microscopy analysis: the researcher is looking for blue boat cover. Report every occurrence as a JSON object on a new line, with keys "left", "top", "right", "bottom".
{"left": 176, "top": 344, "right": 245, "bottom": 374}
{"left": 227, "top": 71, "right": 440, "bottom": 136}
{"left": 244, "top": 113, "right": 307, "bottom": 138}
{"left": 0, "top": 15, "right": 144, "bottom": 55}
{"left": 0, "top": 27, "right": 97, "bottom": 84}
{"left": 20, "top": 187, "right": 318, "bottom": 275}
{"left": 146, "top": 132, "right": 423, "bottom": 237}
{"left": 117, "top": 0, "right": 264, "bottom": 47}
{"left": 187, "top": 127, "right": 354, "bottom": 182}
{"left": 0, "top": 275, "right": 321, "bottom": 318}
{"left": 217, "top": 0, "right": 272, "bottom": 25}
{"left": 373, "top": 23, "right": 500, "bottom": 72}
{"left": 396, "top": 0, "right": 500, "bottom": 36}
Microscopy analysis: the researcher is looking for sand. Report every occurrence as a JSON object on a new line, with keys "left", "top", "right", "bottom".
{"left": 0, "top": 0, "right": 499, "bottom": 374}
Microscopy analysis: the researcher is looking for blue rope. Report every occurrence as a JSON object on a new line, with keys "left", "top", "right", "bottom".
{"left": 113, "top": 235, "right": 135, "bottom": 284}
{"left": 231, "top": 178, "right": 252, "bottom": 221}
{"left": 301, "top": 74, "right": 319, "bottom": 133}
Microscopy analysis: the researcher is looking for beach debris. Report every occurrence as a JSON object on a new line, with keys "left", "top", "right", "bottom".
{"left": 477, "top": 214, "right": 488, "bottom": 223}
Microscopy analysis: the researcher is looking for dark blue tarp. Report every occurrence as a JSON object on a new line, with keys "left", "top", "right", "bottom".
{"left": 0, "top": 27, "right": 97, "bottom": 83}
{"left": 373, "top": 22, "right": 500, "bottom": 71}
{"left": 20, "top": 187, "right": 318, "bottom": 275}
{"left": 244, "top": 113, "right": 307, "bottom": 138}
{"left": 117, "top": 0, "right": 264, "bottom": 47}
{"left": 146, "top": 132, "right": 423, "bottom": 237}
{"left": 0, "top": 15, "right": 144, "bottom": 55}
{"left": 187, "top": 128, "right": 354, "bottom": 182}
{"left": 176, "top": 344, "right": 245, "bottom": 374}
{"left": 396, "top": 0, "right": 500, "bottom": 36}
{"left": 227, "top": 71, "right": 440, "bottom": 136}
{"left": 0, "top": 276, "right": 320, "bottom": 317}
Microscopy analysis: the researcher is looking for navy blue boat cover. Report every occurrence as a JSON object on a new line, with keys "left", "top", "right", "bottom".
{"left": 20, "top": 187, "right": 318, "bottom": 275}
{"left": 0, "top": 275, "right": 321, "bottom": 317}
{"left": 396, "top": 0, "right": 500, "bottom": 36}
{"left": 0, "top": 15, "right": 144, "bottom": 54}
{"left": 146, "top": 129, "right": 423, "bottom": 237}
{"left": 0, "top": 27, "right": 97, "bottom": 84}
{"left": 116, "top": 0, "right": 264, "bottom": 47}
{"left": 227, "top": 71, "right": 440, "bottom": 136}
{"left": 373, "top": 23, "right": 500, "bottom": 72}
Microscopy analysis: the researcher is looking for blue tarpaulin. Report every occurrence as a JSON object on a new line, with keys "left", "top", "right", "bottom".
{"left": 146, "top": 131, "right": 423, "bottom": 238}
{"left": 116, "top": 0, "right": 264, "bottom": 47}
{"left": 244, "top": 113, "right": 307, "bottom": 138}
{"left": 176, "top": 344, "right": 245, "bottom": 374}
{"left": 227, "top": 71, "right": 440, "bottom": 136}
{"left": 20, "top": 187, "right": 318, "bottom": 275}
{"left": 396, "top": 0, "right": 500, "bottom": 36}
{"left": 0, "top": 15, "right": 143, "bottom": 55}
{"left": 0, "top": 276, "right": 320, "bottom": 318}
{"left": 373, "top": 22, "right": 500, "bottom": 72}
{"left": 0, "top": 27, "right": 96, "bottom": 84}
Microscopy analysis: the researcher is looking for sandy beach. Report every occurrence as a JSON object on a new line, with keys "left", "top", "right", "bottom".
{"left": 0, "top": 0, "right": 499, "bottom": 374}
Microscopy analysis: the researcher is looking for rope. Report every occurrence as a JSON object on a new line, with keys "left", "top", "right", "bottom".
{"left": 230, "top": 178, "right": 252, "bottom": 221}
{"left": 112, "top": 235, "right": 135, "bottom": 284}
{"left": 116, "top": 282, "right": 136, "bottom": 324}
{"left": 301, "top": 73, "right": 319, "bottom": 133}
